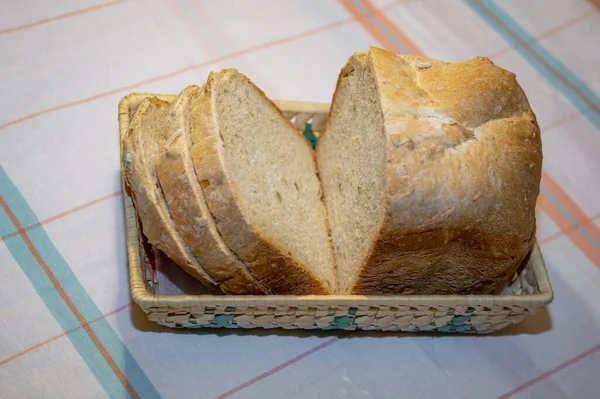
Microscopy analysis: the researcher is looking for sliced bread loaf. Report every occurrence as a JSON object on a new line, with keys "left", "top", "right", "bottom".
{"left": 155, "top": 86, "right": 269, "bottom": 294}
{"left": 190, "top": 70, "right": 336, "bottom": 295}
{"left": 316, "top": 47, "right": 542, "bottom": 295}
{"left": 122, "top": 97, "right": 218, "bottom": 290}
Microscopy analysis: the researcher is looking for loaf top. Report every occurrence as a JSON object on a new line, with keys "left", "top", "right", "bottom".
{"left": 372, "top": 48, "right": 532, "bottom": 126}
{"left": 369, "top": 47, "right": 542, "bottom": 246}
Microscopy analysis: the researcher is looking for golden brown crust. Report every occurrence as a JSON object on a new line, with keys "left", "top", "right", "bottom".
{"left": 351, "top": 47, "right": 542, "bottom": 294}
{"left": 190, "top": 70, "right": 331, "bottom": 295}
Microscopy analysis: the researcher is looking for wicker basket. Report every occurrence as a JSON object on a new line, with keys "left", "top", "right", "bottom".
{"left": 119, "top": 93, "right": 554, "bottom": 334}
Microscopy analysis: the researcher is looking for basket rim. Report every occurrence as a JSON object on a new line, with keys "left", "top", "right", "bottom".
{"left": 119, "top": 93, "right": 554, "bottom": 311}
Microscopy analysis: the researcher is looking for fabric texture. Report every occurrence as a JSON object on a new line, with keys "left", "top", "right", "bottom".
{"left": 1, "top": 1, "right": 599, "bottom": 398}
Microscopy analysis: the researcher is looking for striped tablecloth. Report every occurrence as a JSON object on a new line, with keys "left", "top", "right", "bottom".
{"left": 2, "top": 1, "right": 600, "bottom": 398}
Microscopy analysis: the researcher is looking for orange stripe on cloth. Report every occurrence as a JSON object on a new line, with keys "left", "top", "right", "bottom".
{"left": 0, "top": 191, "right": 122, "bottom": 242}
{"left": 487, "top": 10, "right": 595, "bottom": 59}
{"left": 590, "top": 0, "right": 600, "bottom": 11}
{"left": 339, "top": 0, "right": 424, "bottom": 55}
{"left": 540, "top": 212, "right": 600, "bottom": 245}
{"left": 0, "top": 302, "right": 133, "bottom": 367}
{"left": 0, "top": 196, "right": 140, "bottom": 399}
{"left": 0, "top": 0, "right": 126, "bottom": 35}
{"left": 474, "top": 0, "right": 600, "bottom": 117}
{"left": 537, "top": 191, "right": 600, "bottom": 267}
{"left": 214, "top": 337, "right": 343, "bottom": 399}
{"left": 0, "top": 0, "right": 414, "bottom": 131}
{"left": 496, "top": 343, "right": 600, "bottom": 399}
{"left": 0, "top": 16, "right": 355, "bottom": 131}
{"left": 542, "top": 171, "right": 600, "bottom": 243}
{"left": 542, "top": 109, "right": 585, "bottom": 132}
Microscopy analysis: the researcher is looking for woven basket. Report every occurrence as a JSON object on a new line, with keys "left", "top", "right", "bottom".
{"left": 119, "top": 93, "right": 554, "bottom": 334}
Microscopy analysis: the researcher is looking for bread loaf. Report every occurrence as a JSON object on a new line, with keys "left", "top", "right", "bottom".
{"left": 122, "top": 49, "right": 541, "bottom": 296}
{"left": 316, "top": 47, "right": 542, "bottom": 295}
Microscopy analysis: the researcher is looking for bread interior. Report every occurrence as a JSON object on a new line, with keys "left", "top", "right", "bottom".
{"left": 316, "top": 54, "right": 387, "bottom": 293}
{"left": 213, "top": 71, "right": 336, "bottom": 291}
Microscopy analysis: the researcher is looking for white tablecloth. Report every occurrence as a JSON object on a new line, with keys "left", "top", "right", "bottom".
{"left": 2, "top": 1, "right": 600, "bottom": 398}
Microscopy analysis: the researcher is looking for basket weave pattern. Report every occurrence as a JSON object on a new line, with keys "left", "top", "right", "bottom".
{"left": 120, "top": 93, "right": 553, "bottom": 334}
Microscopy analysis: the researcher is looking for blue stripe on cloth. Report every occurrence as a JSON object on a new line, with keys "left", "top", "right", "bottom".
{"left": 464, "top": 0, "right": 600, "bottom": 129}
{"left": 0, "top": 207, "right": 129, "bottom": 398}
{"left": 0, "top": 167, "right": 161, "bottom": 399}
{"left": 540, "top": 184, "right": 600, "bottom": 250}
{"left": 349, "top": 0, "right": 410, "bottom": 54}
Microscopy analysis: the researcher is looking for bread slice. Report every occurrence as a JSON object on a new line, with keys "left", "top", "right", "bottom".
{"left": 122, "top": 97, "right": 218, "bottom": 290}
{"left": 155, "top": 86, "right": 269, "bottom": 294}
{"left": 316, "top": 47, "right": 542, "bottom": 295}
{"left": 190, "top": 69, "right": 336, "bottom": 295}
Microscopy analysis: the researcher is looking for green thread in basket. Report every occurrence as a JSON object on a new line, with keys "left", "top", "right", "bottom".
{"left": 332, "top": 316, "right": 355, "bottom": 329}
{"left": 450, "top": 315, "right": 471, "bottom": 326}
{"left": 303, "top": 123, "right": 318, "bottom": 149}
{"left": 212, "top": 314, "right": 235, "bottom": 327}
{"left": 163, "top": 315, "right": 478, "bottom": 332}
{"left": 433, "top": 317, "right": 476, "bottom": 333}
{"left": 184, "top": 308, "right": 475, "bottom": 331}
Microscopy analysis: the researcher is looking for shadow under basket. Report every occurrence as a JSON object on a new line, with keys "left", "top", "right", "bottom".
{"left": 119, "top": 93, "right": 554, "bottom": 334}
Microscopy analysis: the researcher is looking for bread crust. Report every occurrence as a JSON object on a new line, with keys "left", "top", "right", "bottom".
{"left": 155, "top": 86, "right": 269, "bottom": 294}
{"left": 190, "top": 70, "right": 332, "bottom": 295}
{"left": 122, "top": 97, "right": 218, "bottom": 289}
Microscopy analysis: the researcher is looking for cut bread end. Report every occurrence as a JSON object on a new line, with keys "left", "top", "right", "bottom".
{"left": 316, "top": 53, "right": 387, "bottom": 293}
